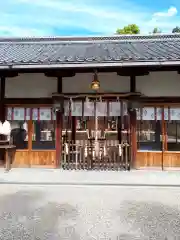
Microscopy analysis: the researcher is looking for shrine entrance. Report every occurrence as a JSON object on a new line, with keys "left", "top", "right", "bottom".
{"left": 61, "top": 98, "right": 131, "bottom": 171}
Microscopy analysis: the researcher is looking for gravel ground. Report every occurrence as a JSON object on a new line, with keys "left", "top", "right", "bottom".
{"left": 0, "top": 185, "right": 180, "bottom": 239}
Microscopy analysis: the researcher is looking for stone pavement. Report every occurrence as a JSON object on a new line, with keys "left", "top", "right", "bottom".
{"left": 0, "top": 184, "right": 180, "bottom": 239}
{"left": 0, "top": 168, "right": 180, "bottom": 186}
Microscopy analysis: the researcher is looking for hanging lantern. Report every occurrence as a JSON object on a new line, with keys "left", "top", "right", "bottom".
{"left": 91, "top": 70, "right": 100, "bottom": 91}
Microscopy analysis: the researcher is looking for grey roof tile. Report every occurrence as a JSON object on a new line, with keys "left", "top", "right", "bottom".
{"left": 0, "top": 34, "right": 180, "bottom": 66}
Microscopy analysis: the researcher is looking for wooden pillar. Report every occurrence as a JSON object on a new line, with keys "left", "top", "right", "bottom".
{"left": 130, "top": 110, "right": 137, "bottom": 168}
{"left": 55, "top": 77, "right": 63, "bottom": 168}
{"left": 27, "top": 119, "right": 32, "bottom": 167}
{"left": 71, "top": 116, "right": 76, "bottom": 143}
{"left": 117, "top": 116, "right": 122, "bottom": 142}
{"left": 155, "top": 120, "right": 161, "bottom": 150}
{"left": 0, "top": 76, "right": 5, "bottom": 123}
{"left": 0, "top": 77, "right": 5, "bottom": 164}
{"left": 130, "top": 75, "right": 137, "bottom": 169}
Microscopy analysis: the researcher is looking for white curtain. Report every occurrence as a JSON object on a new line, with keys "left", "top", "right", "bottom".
{"left": 2, "top": 120, "right": 11, "bottom": 136}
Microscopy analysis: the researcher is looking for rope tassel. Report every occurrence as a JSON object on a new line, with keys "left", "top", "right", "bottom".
{"left": 118, "top": 144, "right": 122, "bottom": 156}
{"left": 84, "top": 145, "right": 88, "bottom": 158}
{"left": 95, "top": 141, "right": 99, "bottom": 157}
{"left": 64, "top": 143, "right": 69, "bottom": 155}
{"left": 103, "top": 145, "right": 107, "bottom": 156}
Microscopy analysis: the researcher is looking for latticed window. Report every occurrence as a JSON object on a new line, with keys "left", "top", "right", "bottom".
{"left": 6, "top": 107, "right": 56, "bottom": 150}
{"left": 137, "top": 106, "right": 180, "bottom": 152}
{"left": 136, "top": 107, "right": 163, "bottom": 151}
{"left": 166, "top": 108, "right": 180, "bottom": 151}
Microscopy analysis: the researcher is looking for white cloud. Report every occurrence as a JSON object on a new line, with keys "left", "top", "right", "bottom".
{"left": 0, "top": 0, "right": 179, "bottom": 36}
{"left": 16, "top": 0, "right": 148, "bottom": 28}
{"left": 0, "top": 0, "right": 150, "bottom": 35}
{"left": 153, "top": 6, "right": 177, "bottom": 18}
{"left": 0, "top": 26, "right": 46, "bottom": 37}
{"left": 145, "top": 6, "right": 179, "bottom": 33}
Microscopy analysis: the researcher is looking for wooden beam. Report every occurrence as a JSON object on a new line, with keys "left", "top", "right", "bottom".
{"left": 136, "top": 97, "right": 180, "bottom": 104}
{"left": 0, "top": 71, "right": 18, "bottom": 78}
{"left": 2, "top": 65, "right": 180, "bottom": 76}
{"left": 3, "top": 64, "right": 180, "bottom": 74}
{"left": 117, "top": 69, "right": 149, "bottom": 76}
{"left": 52, "top": 92, "right": 142, "bottom": 99}
{"left": 45, "top": 71, "right": 76, "bottom": 78}
{"left": 4, "top": 98, "right": 53, "bottom": 105}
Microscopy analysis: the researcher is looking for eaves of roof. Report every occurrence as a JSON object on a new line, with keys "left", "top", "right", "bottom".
{"left": 0, "top": 34, "right": 180, "bottom": 69}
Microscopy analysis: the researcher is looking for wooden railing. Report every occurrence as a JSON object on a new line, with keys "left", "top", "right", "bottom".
{"left": 61, "top": 140, "right": 130, "bottom": 171}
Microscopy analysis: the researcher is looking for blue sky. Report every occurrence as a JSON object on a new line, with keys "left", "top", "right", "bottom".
{"left": 0, "top": 0, "right": 180, "bottom": 36}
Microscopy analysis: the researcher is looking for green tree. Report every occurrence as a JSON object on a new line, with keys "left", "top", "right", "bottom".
{"left": 152, "top": 27, "right": 161, "bottom": 34}
{"left": 116, "top": 24, "right": 140, "bottom": 34}
{"left": 172, "top": 26, "right": 180, "bottom": 33}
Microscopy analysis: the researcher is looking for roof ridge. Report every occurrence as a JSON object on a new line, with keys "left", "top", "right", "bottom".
{"left": 0, "top": 33, "right": 180, "bottom": 43}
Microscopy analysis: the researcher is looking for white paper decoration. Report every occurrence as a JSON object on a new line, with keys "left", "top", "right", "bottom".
{"left": 170, "top": 108, "right": 180, "bottom": 120}
{"left": 136, "top": 108, "right": 141, "bottom": 120}
{"left": 52, "top": 110, "right": 56, "bottom": 120}
{"left": 156, "top": 108, "right": 162, "bottom": 120}
{"left": 23, "top": 122, "right": 28, "bottom": 131}
{"left": 2, "top": 120, "right": 11, "bottom": 136}
{"left": 25, "top": 108, "right": 31, "bottom": 120}
{"left": 13, "top": 108, "right": 25, "bottom": 120}
{"left": 142, "top": 107, "right": 155, "bottom": 120}
{"left": 164, "top": 108, "right": 169, "bottom": 120}
{"left": 96, "top": 102, "right": 107, "bottom": 116}
{"left": 6, "top": 107, "right": 31, "bottom": 120}
{"left": 0, "top": 120, "right": 11, "bottom": 136}
{"left": 32, "top": 108, "right": 38, "bottom": 120}
{"left": 109, "top": 102, "right": 121, "bottom": 116}
{"left": 39, "top": 108, "right": 51, "bottom": 120}
{"left": 71, "top": 101, "right": 82, "bottom": 116}
{"left": 84, "top": 102, "right": 95, "bottom": 116}
{"left": 0, "top": 121, "right": 3, "bottom": 134}
{"left": 7, "top": 108, "right": 12, "bottom": 120}
{"left": 136, "top": 107, "right": 180, "bottom": 121}
{"left": 123, "top": 102, "right": 128, "bottom": 115}
{"left": 64, "top": 101, "right": 69, "bottom": 116}
{"left": 32, "top": 108, "right": 54, "bottom": 120}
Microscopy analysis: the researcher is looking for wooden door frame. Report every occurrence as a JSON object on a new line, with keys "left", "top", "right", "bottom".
{"left": 5, "top": 104, "right": 57, "bottom": 167}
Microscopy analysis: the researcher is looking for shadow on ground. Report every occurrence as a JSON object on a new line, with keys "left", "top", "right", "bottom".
{"left": 0, "top": 189, "right": 179, "bottom": 240}
{"left": 117, "top": 200, "right": 180, "bottom": 240}
{"left": 0, "top": 190, "right": 80, "bottom": 240}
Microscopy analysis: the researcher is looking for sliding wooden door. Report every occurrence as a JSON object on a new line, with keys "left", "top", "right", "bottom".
{"left": 6, "top": 105, "right": 56, "bottom": 168}
{"left": 136, "top": 105, "right": 180, "bottom": 169}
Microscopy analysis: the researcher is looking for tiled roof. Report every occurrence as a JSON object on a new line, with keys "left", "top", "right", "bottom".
{"left": 0, "top": 34, "right": 180, "bottom": 68}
